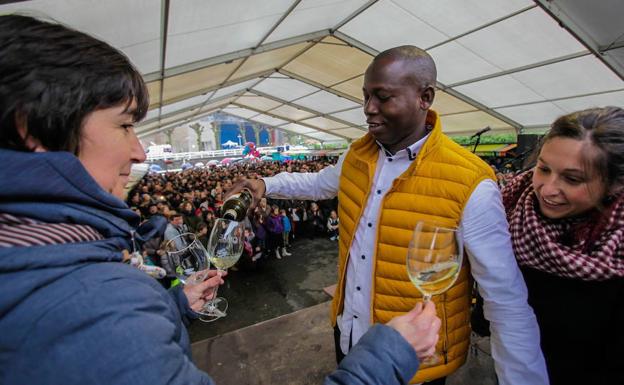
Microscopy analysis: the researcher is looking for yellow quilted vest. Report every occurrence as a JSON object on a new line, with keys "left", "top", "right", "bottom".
{"left": 332, "top": 110, "right": 495, "bottom": 383}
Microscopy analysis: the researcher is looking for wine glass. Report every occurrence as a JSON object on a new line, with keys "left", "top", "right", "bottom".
{"left": 163, "top": 232, "right": 210, "bottom": 285}
{"left": 200, "top": 218, "right": 245, "bottom": 321}
{"left": 406, "top": 221, "right": 463, "bottom": 365}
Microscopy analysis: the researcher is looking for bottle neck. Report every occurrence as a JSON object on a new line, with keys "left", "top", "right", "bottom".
{"left": 223, "top": 209, "right": 237, "bottom": 220}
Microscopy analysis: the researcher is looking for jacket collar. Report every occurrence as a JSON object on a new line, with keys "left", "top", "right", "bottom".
{"left": 0, "top": 149, "right": 160, "bottom": 248}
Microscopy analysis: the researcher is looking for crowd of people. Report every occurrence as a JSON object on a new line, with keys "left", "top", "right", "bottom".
{"left": 1, "top": 12, "right": 622, "bottom": 385}
{"left": 126, "top": 159, "right": 340, "bottom": 281}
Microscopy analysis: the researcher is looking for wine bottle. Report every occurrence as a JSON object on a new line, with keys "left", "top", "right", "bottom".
{"left": 221, "top": 189, "right": 252, "bottom": 221}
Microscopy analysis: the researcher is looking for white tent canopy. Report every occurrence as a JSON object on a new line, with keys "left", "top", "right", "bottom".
{"left": 3, "top": 0, "right": 623, "bottom": 142}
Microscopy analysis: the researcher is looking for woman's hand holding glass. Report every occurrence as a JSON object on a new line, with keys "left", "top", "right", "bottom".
{"left": 182, "top": 269, "right": 227, "bottom": 312}
{"left": 163, "top": 232, "right": 227, "bottom": 315}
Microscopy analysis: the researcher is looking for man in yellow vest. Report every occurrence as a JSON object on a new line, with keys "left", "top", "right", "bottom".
{"left": 229, "top": 46, "right": 548, "bottom": 385}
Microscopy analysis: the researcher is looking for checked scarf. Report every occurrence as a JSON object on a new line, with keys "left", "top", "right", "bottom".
{"left": 502, "top": 170, "right": 624, "bottom": 281}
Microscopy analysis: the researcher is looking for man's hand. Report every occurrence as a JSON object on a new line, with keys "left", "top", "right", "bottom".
{"left": 182, "top": 270, "right": 227, "bottom": 312}
{"left": 225, "top": 178, "right": 266, "bottom": 208}
{"left": 386, "top": 301, "right": 441, "bottom": 360}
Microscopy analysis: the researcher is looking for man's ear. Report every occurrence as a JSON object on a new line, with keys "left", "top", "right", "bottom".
{"left": 419, "top": 85, "right": 435, "bottom": 110}
{"left": 15, "top": 112, "right": 47, "bottom": 152}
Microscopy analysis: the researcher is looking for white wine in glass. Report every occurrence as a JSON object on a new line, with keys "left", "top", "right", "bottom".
{"left": 406, "top": 221, "right": 463, "bottom": 364}
{"left": 198, "top": 218, "right": 245, "bottom": 322}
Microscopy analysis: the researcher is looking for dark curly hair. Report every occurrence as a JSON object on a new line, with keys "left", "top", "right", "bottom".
{"left": 0, "top": 14, "right": 149, "bottom": 154}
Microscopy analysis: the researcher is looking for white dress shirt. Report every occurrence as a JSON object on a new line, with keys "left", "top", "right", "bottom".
{"left": 264, "top": 137, "right": 549, "bottom": 385}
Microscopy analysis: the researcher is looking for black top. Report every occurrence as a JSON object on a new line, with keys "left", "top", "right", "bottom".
{"left": 521, "top": 266, "right": 623, "bottom": 385}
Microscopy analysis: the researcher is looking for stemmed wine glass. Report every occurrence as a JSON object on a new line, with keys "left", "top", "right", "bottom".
{"left": 199, "top": 217, "right": 245, "bottom": 321}
{"left": 163, "top": 232, "right": 210, "bottom": 285}
{"left": 406, "top": 221, "right": 463, "bottom": 365}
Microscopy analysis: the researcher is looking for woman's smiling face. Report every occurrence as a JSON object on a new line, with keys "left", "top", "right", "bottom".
{"left": 532, "top": 137, "right": 606, "bottom": 219}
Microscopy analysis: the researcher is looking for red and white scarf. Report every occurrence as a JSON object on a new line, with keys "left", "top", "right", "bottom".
{"left": 502, "top": 171, "right": 624, "bottom": 281}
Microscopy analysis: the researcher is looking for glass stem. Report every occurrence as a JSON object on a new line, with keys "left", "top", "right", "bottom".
{"left": 423, "top": 294, "right": 432, "bottom": 302}
{"left": 208, "top": 268, "right": 226, "bottom": 304}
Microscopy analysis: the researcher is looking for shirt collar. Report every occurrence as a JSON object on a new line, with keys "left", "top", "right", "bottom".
{"left": 375, "top": 123, "right": 433, "bottom": 161}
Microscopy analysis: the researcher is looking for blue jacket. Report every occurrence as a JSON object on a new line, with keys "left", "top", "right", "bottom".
{"left": 281, "top": 214, "right": 292, "bottom": 232}
{"left": 0, "top": 149, "right": 419, "bottom": 385}
{"left": 0, "top": 149, "right": 210, "bottom": 385}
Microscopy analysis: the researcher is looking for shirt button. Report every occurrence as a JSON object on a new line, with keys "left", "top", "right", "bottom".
{"left": 361, "top": 255, "right": 365, "bottom": 260}
{"left": 354, "top": 315, "right": 359, "bottom": 319}
{"left": 377, "top": 189, "right": 381, "bottom": 194}
{"left": 356, "top": 286, "right": 361, "bottom": 291}
{"left": 367, "top": 223, "right": 372, "bottom": 227}
{"left": 388, "top": 158, "right": 393, "bottom": 162}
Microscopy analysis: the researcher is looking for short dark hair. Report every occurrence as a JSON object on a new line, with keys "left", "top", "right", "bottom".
{"left": 0, "top": 14, "right": 148, "bottom": 153}
{"left": 539, "top": 106, "right": 624, "bottom": 192}
{"left": 374, "top": 45, "right": 437, "bottom": 88}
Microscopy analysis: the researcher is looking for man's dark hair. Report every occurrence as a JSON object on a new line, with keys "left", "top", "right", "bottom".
{"left": 0, "top": 14, "right": 149, "bottom": 153}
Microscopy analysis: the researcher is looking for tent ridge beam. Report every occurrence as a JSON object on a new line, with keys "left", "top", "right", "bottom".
{"left": 246, "top": 89, "right": 323, "bottom": 118}
{"left": 255, "top": 0, "right": 303, "bottom": 48}
{"left": 278, "top": 68, "right": 363, "bottom": 104}
{"left": 599, "top": 39, "right": 624, "bottom": 53}
{"left": 145, "top": 29, "right": 330, "bottom": 80}
{"left": 440, "top": 86, "right": 522, "bottom": 131}
{"left": 139, "top": 92, "right": 242, "bottom": 129}
{"left": 155, "top": 0, "right": 172, "bottom": 124}
{"left": 447, "top": 50, "right": 590, "bottom": 88}
{"left": 331, "top": 0, "right": 379, "bottom": 32}
{"left": 138, "top": 106, "right": 228, "bottom": 138}
{"left": 235, "top": 95, "right": 356, "bottom": 138}
{"left": 153, "top": 69, "right": 275, "bottom": 109}
{"left": 425, "top": 4, "right": 537, "bottom": 51}
{"left": 246, "top": 88, "right": 361, "bottom": 129}
{"left": 534, "top": 0, "right": 624, "bottom": 81}
{"left": 332, "top": 31, "right": 377, "bottom": 56}
{"left": 491, "top": 87, "right": 624, "bottom": 110}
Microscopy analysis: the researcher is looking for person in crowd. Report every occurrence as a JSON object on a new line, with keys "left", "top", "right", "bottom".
{"left": 266, "top": 204, "right": 286, "bottom": 259}
{"left": 0, "top": 14, "right": 446, "bottom": 385}
{"left": 257, "top": 196, "right": 272, "bottom": 219}
{"left": 246, "top": 227, "right": 263, "bottom": 263}
{"left": 288, "top": 206, "right": 300, "bottom": 241}
{"left": 146, "top": 201, "right": 160, "bottom": 218}
{"left": 502, "top": 107, "right": 624, "bottom": 385}
{"left": 327, "top": 210, "right": 340, "bottom": 241}
{"left": 240, "top": 227, "right": 262, "bottom": 268}
{"left": 131, "top": 206, "right": 143, "bottom": 223}
{"left": 164, "top": 211, "right": 189, "bottom": 250}
{"left": 280, "top": 208, "right": 293, "bottom": 254}
{"left": 196, "top": 222, "right": 209, "bottom": 249}
{"left": 293, "top": 200, "right": 308, "bottom": 239}
{"left": 252, "top": 211, "right": 267, "bottom": 259}
{"left": 129, "top": 192, "right": 141, "bottom": 207}
{"left": 228, "top": 45, "right": 548, "bottom": 385}
{"left": 307, "top": 201, "right": 326, "bottom": 238}
{"left": 181, "top": 200, "right": 204, "bottom": 233}
{"left": 203, "top": 209, "right": 216, "bottom": 234}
